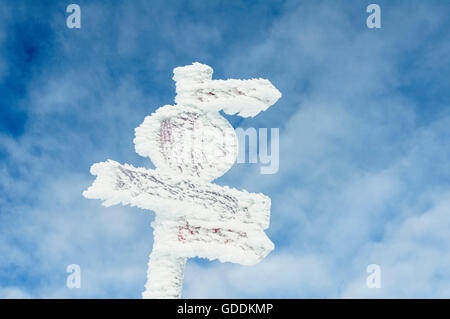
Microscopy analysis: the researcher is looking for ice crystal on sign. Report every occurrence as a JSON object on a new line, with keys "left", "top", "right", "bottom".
{"left": 83, "top": 62, "right": 282, "bottom": 298}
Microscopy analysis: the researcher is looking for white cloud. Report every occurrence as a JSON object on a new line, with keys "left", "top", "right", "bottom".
{"left": 0, "top": 286, "right": 31, "bottom": 299}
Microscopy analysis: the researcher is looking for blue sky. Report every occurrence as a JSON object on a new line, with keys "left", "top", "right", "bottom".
{"left": 0, "top": 0, "right": 449, "bottom": 298}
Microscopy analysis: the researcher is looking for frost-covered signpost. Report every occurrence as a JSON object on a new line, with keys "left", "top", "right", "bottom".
{"left": 83, "top": 63, "right": 281, "bottom": 298}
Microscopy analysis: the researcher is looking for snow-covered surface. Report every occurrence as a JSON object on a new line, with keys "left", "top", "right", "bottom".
{"left": 134, "top": 104, "right": 237, "bottom": 182}
{"left": 173, "top": 62, "right": 282, "bottom": 117}
{"left": 153, "top": 216, "right": 274, "bottom": 265}
{"left": 143, "top": 250, "right": 186, "bottom": 299}
{"left": 83, "top": 160, "right": 273, "bottom": 265}
{"left": 83, "top": 62, "right": 281, "bottom": 298}
{"left": 83, "top": 160, "right": 271, "bottom": 231}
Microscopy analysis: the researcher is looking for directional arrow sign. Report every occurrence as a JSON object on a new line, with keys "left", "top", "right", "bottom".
{"left": 83, "top": 160, "right": 273, "bottom": 265}
{"left": 83, "top": 62, "right": 282, "bottom": 298}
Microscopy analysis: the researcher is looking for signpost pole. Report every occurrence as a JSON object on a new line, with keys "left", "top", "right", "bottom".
{"left": 142, "top": 240, "right": 187, "bottom": 299}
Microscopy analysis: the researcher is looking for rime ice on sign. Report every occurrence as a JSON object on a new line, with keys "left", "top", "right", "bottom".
{"left": 83, "top": 63, "right": 282, "bottom": 298}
